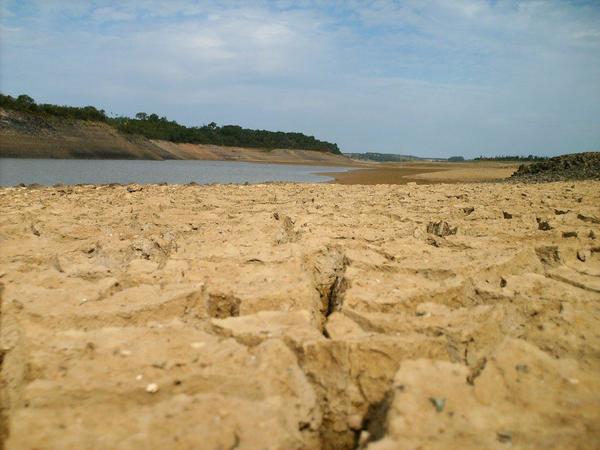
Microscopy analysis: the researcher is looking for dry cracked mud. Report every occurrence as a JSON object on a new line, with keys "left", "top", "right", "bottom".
{"left": 1, "top": 181, "right": 599, "bottom": 449}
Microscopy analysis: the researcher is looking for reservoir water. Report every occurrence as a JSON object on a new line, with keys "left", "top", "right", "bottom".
{"left": 0, "top": 158, "right": 352, "bottom": 186}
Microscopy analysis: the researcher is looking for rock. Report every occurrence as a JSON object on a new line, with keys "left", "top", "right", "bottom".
{"left": 510, "top": 152, "right": 600, "bottom": 182}
{"left": 577, "top": 249, "right": 591, "bottom": 262}
{"left": 145, "top": 383, "right": 159, "bottom": 393}
{"left": 426, "top": 221, "right": 457, "bottom": 237}
{"left": 536, "top": 217, "right": 553, "bottom": 231}
{"left": 562, "top": 231, "right": 578, "bottom": 238}
{"left": 577, "top": 213, "right": 600, "bottom": 224}
{"left": 502, "top": 211, "right": 513, "bottom": 219}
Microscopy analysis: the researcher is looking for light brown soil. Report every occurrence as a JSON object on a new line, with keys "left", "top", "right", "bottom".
{"left": 326, "top": 161, "right": 519, "bottom": 185}
{"left": 1, "top": 181, "right": 599, "bottom": 449}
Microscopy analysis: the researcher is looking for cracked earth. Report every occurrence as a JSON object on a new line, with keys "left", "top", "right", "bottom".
{"left": 1, "top": 181, "right": 599, "bottom": 449}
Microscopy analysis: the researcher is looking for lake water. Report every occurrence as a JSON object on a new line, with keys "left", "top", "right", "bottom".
{"left": 0, "top": 158, "right": 352, "bottom": 186}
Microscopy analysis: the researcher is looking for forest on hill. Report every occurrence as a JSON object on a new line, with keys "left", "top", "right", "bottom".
{"left": 0, "top": 94, "right": 341, "bottom": 154}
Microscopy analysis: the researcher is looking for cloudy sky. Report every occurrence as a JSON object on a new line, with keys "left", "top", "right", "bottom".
{"left": 1, "top": 0, "right": 599, "bottom": 157}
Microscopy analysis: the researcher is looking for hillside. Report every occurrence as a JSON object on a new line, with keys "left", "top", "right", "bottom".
{"left": 0, "top": 108, "right": 174, "bottom": 160}
{"left": 0, "top": 94, "right": 342, "bottom": 157}
{"left": 0, "top": 108, "right": 355, "bottom": 165}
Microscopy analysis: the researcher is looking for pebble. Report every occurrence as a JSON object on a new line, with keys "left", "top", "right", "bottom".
{"left": 146, "top": 383, "right": 159, "bottom": 393}
{"left": 429, "top": 397, "right": 446, "bottom": 413}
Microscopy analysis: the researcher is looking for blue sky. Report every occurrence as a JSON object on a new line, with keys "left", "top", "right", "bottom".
{"left": 1, "top": 0, "right": 599, "bottom": 157}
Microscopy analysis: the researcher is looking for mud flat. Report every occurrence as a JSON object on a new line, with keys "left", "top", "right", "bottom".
{"left": 1, "top": 181, "right": 599, "bottom": 449}
{"left": 326, "top": 161, "right": 519, "bottom": 185}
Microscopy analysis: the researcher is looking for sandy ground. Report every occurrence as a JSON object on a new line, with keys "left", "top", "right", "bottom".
{"left": 1, "top": 181, "right": 599, "bottom": 449}
{"left": 326, "top": 161, "right": 519, "bottom": 185}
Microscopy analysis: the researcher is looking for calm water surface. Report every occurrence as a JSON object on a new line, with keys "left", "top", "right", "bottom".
{"left": 0, "top": 158, "right": 352, "bottom": 186}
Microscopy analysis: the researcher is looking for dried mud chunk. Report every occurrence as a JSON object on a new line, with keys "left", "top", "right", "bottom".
{"left": 535, "top": 246, "right": 561, "bottom": 267}
{"left": 206, "top": 292, "right": 241, "bottom": 318}
{"left": 577, "top": 213, "right": 600, "bottom": 224}
{"left": 131, "top": 238, "right": 157, "bottom": 259}
{"left": 536, "top": 217, "right": 553, "bottom": 231}
{"left": 210, "top": 310, "right": 323, "bottom": 347}
{"left": 275, "top": 214, "right": 300, "bottom": 244}
{"left": 426, "top": 221, "right": 457, "bottom": 237}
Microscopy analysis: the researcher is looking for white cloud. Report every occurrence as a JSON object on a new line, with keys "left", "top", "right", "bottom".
{"left": 1, "top": 0, "right": 599, "bottom": 157}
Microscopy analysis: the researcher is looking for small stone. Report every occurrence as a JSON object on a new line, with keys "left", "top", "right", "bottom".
{"left": 562, "top": 231, "right": 578, "bottom": 238}
{"left": 427, "top": 221, "right": 457, "bottom": 237}
{"left": 500, "top": 277, "right": 507, "bottom": 288}
{"left": 497, "top": 431, "right": 512, "bottom": 443}
{"left": 120, "top": 349, "right": 132, "bottom": 356}
{"left": 190, "top": 342, "right": 206, "bottom": 349}
{"left": 536, "top": 217, "right": 552, "bottom": 231}
{"left": 429, "top": 397, "right": 446, "bottom": 413}
{"left": 577, "top": 249, "right": 591, "bottom": 262}
{"left": 146, "top": 383, "right": 159, "bottom": 393}
{"left": 30, "top": 223, "right": 41, "bottom": 236}
{"left": 502, "top": 211, "right": 512, "bottom": 219}
{"left": 136, "top": 374, "right": 143, "bottom": 381}
{"left": 515, "top": 364, "right": 529, "bottom": 373}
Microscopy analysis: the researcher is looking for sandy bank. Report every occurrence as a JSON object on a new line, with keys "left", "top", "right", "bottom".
{"left": 1, "top": 181, "right": 599, "bottom": 449}
{"left": 325, "top": 161, "right": 519, "bottom": 184}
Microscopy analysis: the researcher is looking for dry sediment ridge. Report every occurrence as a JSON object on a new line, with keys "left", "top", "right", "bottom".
{"left": 1, "top": 181, "right": 599, "bottom": 449}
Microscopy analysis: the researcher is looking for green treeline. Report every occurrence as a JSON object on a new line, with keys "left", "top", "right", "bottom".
{"left": 1, "top": 93, "right": 109, "bottom": 122}
{"left": 0, "top": 93, "right": 341, "bottom": 154}
{"left": 474, "top": 155, "right": 548, "bottom": 161}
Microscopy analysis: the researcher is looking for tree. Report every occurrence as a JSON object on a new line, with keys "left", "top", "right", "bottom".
{"left": 135, "top": 112, "right": 147, "bottom": 120}
{"left": 16, "top": 94, "right": 36, "bottom": 109}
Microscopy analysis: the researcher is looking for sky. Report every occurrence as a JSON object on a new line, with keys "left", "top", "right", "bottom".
{"left": 1, "top": 0, "right": 599, "bottom": 158}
